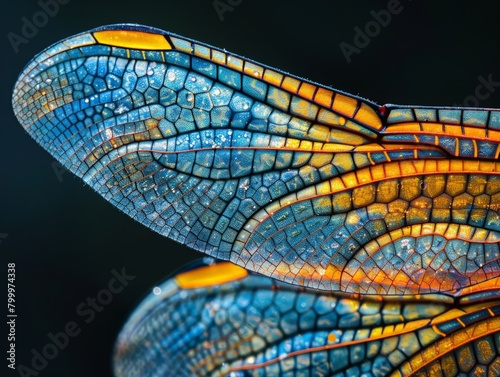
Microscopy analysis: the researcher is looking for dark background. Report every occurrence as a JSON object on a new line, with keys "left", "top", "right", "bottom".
{"left": 2, "top": 1, "right": 500, "bottom": 376}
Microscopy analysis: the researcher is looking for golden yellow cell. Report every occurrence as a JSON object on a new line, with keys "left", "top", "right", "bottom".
{"left": 332, "top": 93, "right": 358, "bottom": 118}
{"left": 463, "top": 125, "right": 488, "bottom": 138}
{"left": 263, "top": 69, "right": 284, "bottom": 86}
{"left": 446, "top": 175, "right": 467, "bottom": 197}
{"left": 369, "top": 165, "right": 387, "bottom": 181}
{"left": 175, "top": 262, "right": 248, "bottom": 289}
{"left": 329, "top": 128, "right": 367, "bottom": 145}
{"left": 297, "top": 82, "right": 317, "bottom": 100}
{"left": 321, "top": 264, "right": 343, "bottom": 285}
{"left": 448, "top": 160, "right": 465, "bottom": 174}
{"left": 281, "top": 76, "right": 301, "bottom": 94}
{"left": 298, "top": 139, "right": 313, "bottom": 151}
{"left": 284, "top": 138, "right": 300, "bottom": 149}
{"left": 436, "top": 159, "right": 450, "bottom": 172}
{"left": 399, "top": 178, "right": 422, "bottom": 202}
{"left": 332, "top": 192, "right": 352, "bottom": 212}
{"left": 314, "top": 88, "right": 334, "bottom": 108}
{"left": 356, "top": 168, "right": 373, "bottom": 185}
{"left": 352, "top": 185, "right": 376, "bottom": 208}
{"left": 383, "top": 162, "right": 402, "bottom": 178}
{"left": 433, "top": 194, "right": 452, "bottom": 210}
{"left": 94, "top": 30, "right": 172, "bottom": 50}
{"left": 423, "top": 176, "right": 446, "bottom": 198}
{"left": 388, "top": 199, "right": 408, "bottom": 214}
{"left": 340, "top": 171, "right": 359, "bottom": 189}
{"left": 385, "top": 123, "right": 421, "bottom": 132}
{"left": 467, "top": 175, "right": 487, "bottom": 196}
{"left": 316, "top": 183, "right": 332, "bottom": 196}
{"left": 442, "top": 124, "right": 463, "bottom": 136}
{"left": 354, "top": 103, "right": 382, "bottom": 130}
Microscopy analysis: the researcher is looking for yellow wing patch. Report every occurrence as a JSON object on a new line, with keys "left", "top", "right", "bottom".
{"left": 93, "top": 29, "right": 171, "bottom": 50}
{"left": 175, "top": 262, "right": 248, "bottom": 289}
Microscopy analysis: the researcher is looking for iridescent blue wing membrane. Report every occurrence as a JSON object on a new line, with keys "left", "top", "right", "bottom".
{"left": 12, "top": 24, "right": 500, "bottom": 297}
{"left": 13, "top": 23, "right": 500, "bottom": 377}
{"left": 113, "top": 260, "right": 500, "bottom": 377}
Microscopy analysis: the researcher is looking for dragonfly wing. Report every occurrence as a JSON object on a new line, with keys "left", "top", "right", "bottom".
{"left": 113, "top": 259, "right": 500, "bottom": 377}
{"left": 12, "top": 24, "right": 500, "bottom": 295}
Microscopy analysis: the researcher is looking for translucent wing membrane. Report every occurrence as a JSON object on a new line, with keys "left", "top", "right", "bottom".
{"left": 113, "top": 260, "right": 500, "bottom": 377}
{"left": 12, "top": 24, "right": 500, "bottom": 297}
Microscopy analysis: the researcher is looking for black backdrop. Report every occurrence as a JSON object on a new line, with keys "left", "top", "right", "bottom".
{"left": 2, "top": 1, "right": 500, "bottom": 376}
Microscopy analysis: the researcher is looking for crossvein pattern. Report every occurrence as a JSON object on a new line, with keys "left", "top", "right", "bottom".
{"left": 113, "top": 260, "right": 500, "bottom": 376}
{"left": 12, "top": 24, "right": 500, "bottom": 376}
